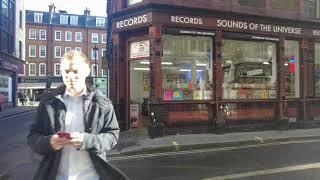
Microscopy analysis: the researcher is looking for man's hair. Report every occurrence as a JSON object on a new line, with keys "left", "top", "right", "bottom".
{"left": 60, "top": 50, "right": 90, "bottom": 65}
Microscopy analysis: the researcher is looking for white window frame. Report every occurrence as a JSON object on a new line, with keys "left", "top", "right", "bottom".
{"left": 39, "top": 63, "right": 46, "bottom": 76}
{"left": 39, "top": 30, "right": 47, "bottom": 40}
{"left": 60, "top": 15, "right": 69, "bottom": 24}
{"left": 29, "top": 45, "right": 36, "bottom": 57}
{"left": 75, "top": 32, "right": 82, "bottom": 42}
{"left": 39, "top": 45, "right": 46, "bottom": 58}
{"left": 102, "top": 68, "right": 107, "bottom": 77}
{"left": 91, "top": 48, "right": 99, "bottom": 60}
{"left": 92, "top": 33, "right": 99, "bottom": 43}
{"left": 91, "top": 64, "right": 99, "bottom": 77}
{"left": 102, "top": 34, "right": 107, "bottom": 43}
{"left": 75, "top": 47, "right": 82, "bottom": 52}
{"left": 55, "top": 46, "right": 62, "bottom": 58}
{"left": 34, "top": 12, "right": 43, "bottom": 23}
{"left": 102, "top": 48, "right": 106, "bottom": 58}
{"left": 70, "top": 15, "right": 78, "bottom": 25}
{"left": 65, "top": 31, "right": 72, "bottom": 41}
{"left": 54, "top": 63, "right": 61, "bottom": 76}
{"left": 29, "top": 63, "right": 36, "bottom": 76}
{"left": 96, "top": 17, "right": 105, "bottom": 27}
{"left": 55, "top": 31, "right": 62, "bottom": 41}
{"left": 65, "top": 47, "right": 72, "bottom": 53}
{"left": 29, "top": 29, "right": 36, "bottom": 39}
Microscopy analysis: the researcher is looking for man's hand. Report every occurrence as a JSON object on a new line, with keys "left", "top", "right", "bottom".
{"left": 49, "top": 134, "right": 71, "bottom": 150}
{"left": 70, "top": 132, "right": 84, "bottom": 149}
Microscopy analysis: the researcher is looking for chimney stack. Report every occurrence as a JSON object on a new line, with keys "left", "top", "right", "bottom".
{"left": 84, "top": 7, "right": 90, "bottom": 16}
{"left": 49, "top": 3, "right": 55, "bottom": 13}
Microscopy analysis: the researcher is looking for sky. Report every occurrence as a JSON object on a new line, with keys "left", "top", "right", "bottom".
{"left": 25, "top": 0, "right": 107, "bottom": 16}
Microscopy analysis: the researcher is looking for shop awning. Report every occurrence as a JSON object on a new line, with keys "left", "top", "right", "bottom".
{"left": 18, "top": 83, "right": 46, "bottom": 89}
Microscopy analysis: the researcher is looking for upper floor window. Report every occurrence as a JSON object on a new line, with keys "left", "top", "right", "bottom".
{"left": 65, "top": 47, "right": 72, "bottom": 53}
{"left": 19, "top": 11, "right": 23, "bottom": 28}
{"left": 34, "top": 12, "right": 43, "bottom": 23}
{"left": 29, "top": 29, "right": 36, "bottom": 39}
{"left": 29, "top": 45, "right": 36, "bottom": 57}
{"left": 128, "top": 0, "right": 143, "bottom": 5}
{"left": 55, "top": 46, "right": 62, "bottom": 58}
{"left": 75, "top": 47, "right": 82, "bottom": 52}
{"left": 102, "top": 34, "right": 107, "bottom": 43}
{"left": 75, "top": 32, "right": 82, "bottom": 42}
{"left": 70, "top": 16, "right": 78, "bottom": 25}
{"left": 29, "top": 63, "right": 36, "bottom": 76}
{"left": 39, "top": 30, "right": 47, "bottom": 40}
{"left": 91, "top": 64, "right": 98, "bottom": 77}
{"left": 92, "top": 33, "right": 99, "bottom": 43}
{"left": 54, "top": 63, "right": 61, "bottom": 76}
{"left": 39, "top": 45, "right": 46, "bottom": 58}
{"left": 65, "top": 31, "right": 72, "bottom": 41}
{"left": 39, "top": 63, "right": 46, "bottom": 76}
{"left": 304, "top": 0, "right": 318, "bottom": 17}
{"left": 96, "top": 17, "right": 106, "bottom": 27}
{"left": 92, "top": 48, "right": 99, "bottom": 60}
{"left": 55, "top": 31, "right": 62, "bottom": 41}
{"left": 60, "top": 15, "right": 69, "bottom": 24}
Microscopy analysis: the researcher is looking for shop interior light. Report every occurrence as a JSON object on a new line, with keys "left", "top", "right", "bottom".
{"left": 263, "top": 62, "right": 270, "bottom": 65}
{"left": 196, "top": 63, "right": 207, "bottom": 66}
{"left": 161, "top": 62, "right": 173, "bottom": 65}
{"left": 196, "top": 70, "right": 203, "bottom": 72}
{"left": 179, "top": 69, "right": 191, "bottom": 72}
{"left": 140, "top": 61, "right": 150, "bottom": 65}
{"left": 284, "top": 63, "right": 289, "bottom": 66}
{"left": 226, "top": 60, "right": 232, "bottom": 64}
{"left": 133, "top": 67, "right": 150, "bottom": 71}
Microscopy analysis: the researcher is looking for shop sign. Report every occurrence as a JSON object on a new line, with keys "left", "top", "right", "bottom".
{"left": 116, "top": 14, "right": 149, "bottom": 29}
{"left": 217, "top": 19, "right": 302, "bottom": 35}
{"left": 251, "top": 36, "right": 279, "bottom": 41}
{"left": 171, "top": 15, "right": 203, "bottom": 25}
{"left": 0, "top": 59, "right": 19, "bottom": 71}
{"left": 130, "top": 40, "right": 150, "bottom": 59}
{"left": 247, "top": 69, "right": 263, "bottom": 76}
{"left": 179, "top": 30, "right": 215, "bottom": 36}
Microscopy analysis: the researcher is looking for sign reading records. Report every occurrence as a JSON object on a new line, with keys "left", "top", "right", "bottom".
{"left": 116, "top": 14, "right": 148, "bottom": 29}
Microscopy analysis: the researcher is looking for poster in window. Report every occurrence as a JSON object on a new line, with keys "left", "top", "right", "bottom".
{"left": 143, "top": 73, "right": 150, "bottom": 91}
{"left": 173, "top": 91, "right": 184, "bottom": 100}
{"left": 0, "top": 75, "right": 12, "bottom": 103}
{"left": 130, "top": 40, "right": 150, "bottom": 59}
{"left": 163, "top": 91, "right": 173, "bottom": 101}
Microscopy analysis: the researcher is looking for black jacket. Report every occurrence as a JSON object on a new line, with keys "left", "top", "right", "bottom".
{"left": 27, "top": 85, "right": 129, "bottom": 180}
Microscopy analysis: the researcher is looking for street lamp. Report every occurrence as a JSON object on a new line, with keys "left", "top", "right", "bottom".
{"left": 93, "top": 44, "right": 99, "bottom": 88}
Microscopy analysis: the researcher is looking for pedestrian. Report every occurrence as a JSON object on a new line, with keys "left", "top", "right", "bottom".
{"left": 27, "top": 50, "right": 129, "bottom": 180}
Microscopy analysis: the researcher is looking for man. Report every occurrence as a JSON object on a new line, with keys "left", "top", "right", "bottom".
{"left": 27, "top": 51, "right": 129, "bottom": 180}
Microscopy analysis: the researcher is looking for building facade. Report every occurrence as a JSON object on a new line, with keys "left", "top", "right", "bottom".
{"left": 21, "top": 5, "right": 108, "bottom": 101}
{"left": 0, "top": 0, "right": 25, "bottom": 110}
{"left": 108, "top": 0, "right": 320, "bottom": 131}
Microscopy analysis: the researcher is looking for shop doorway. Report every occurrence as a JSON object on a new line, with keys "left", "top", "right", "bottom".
{"left": 129, "top": 59, "right": 150, "bottom": 128}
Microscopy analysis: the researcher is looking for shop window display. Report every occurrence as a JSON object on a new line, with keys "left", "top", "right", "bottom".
{"left": 315, "top": 43, "right": 320, "bottom": 96}
{"left": 222, "top": 39, "right": 277, "bottom": 99}
{"left": 284, "top": 40, "right": 300, "bottom": 98}
{"left": 161, "top": 35, "right": 213, "bottom": 101}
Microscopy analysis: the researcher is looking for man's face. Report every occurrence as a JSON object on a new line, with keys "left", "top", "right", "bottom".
{"left": 60, "top": 59, "right": 90, "bottom": 94}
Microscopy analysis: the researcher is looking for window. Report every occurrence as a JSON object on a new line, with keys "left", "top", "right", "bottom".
{"left": 161, "top": 35, "right": 214, "bottom": 101}
{"left": 92, "top": 33, "right": 99, "bottom": 43}
{"left": 60, "top": 15, "right": 69, "bottom": 24}
{"left": 102, "top": 49, "right": 106, "bottom": 58}
{"left": 70, "top": 16, "right": 78, "bottom": 25}
{"left": 34, "top": 12, "right": 43, "bottom": 23}
{"left": 55, "top": 46, "right": 61, "bottom": 58}
{"left": 65, "top": 47, "right": 72, "bottom": 53}
{"left": 55, "top": 31, "right": 62, "bottom": 41}
{"left": 92, "top": 48, "right": 99, "bottom": 60}
{"left": 39, "top": 45, "right": 46, "bottom": 58}
{"left": 304, "top": 0, "right": 317, "bottom": 17}
{"left": 29, "top": 63, "right": 36, "bottom": 76}
{"left": 92, "top": 64, "right": 98, "bottom": 76}
{"left": 1, "top": 0, "right": 8, "bottom": 17}
{"left": 102, "top": 68, "right": 107, "bottom": 77}
{"left": 39, "top": 63, "right": 46, "bottom": 76}
{"left": 96, "top": 17, "right": 105, "bottom": 27}
{"left": 75, "top": 32, "right": 82, "bottom": 42}
{"left": 54, "top": 63, "right": 61, "bottom": 76}
{"left": 19, "top": 11, "right": 22, "bottom": 28}
{"left": 39, "top": 30, "right": 46, "bottom": 40}
{"left": 222, "top": 39, "right": 277, "bottom": 99}
{"left": 75, "top": 47, "right": 82, "bottom": 52}
{"left": 65, "top": 31, "right": 72, "bottom": 41}
{"left": 315, "top": 43, "right": 320, "bottom": 96}
{"left": 19, "top": 41, "right": 22, "bottom": 60}
{"left": 29, "top": 45, "right": 36, "bottom": 57}
{"left": 19, "top": 65, "right": 26, "bottom": 76}
{"left": 128, "top": 0, "right": 143, "bottom": 5}
{"left": 102, "top": 34, "right": 107, "bottom": 43}
{"left": 29, "top": 29, "right": 36, "bottom": 39}
{"left": 284, "top": 40, "right": 300, "bottom": 98}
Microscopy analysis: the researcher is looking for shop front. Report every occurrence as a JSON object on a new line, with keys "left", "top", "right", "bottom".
{"left": 110, "top": 11, "right": 320, "bottom": 131}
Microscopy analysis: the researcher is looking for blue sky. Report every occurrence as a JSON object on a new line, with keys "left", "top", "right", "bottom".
{"left": 25, "top": 0, "right": 107, "bottom": 16}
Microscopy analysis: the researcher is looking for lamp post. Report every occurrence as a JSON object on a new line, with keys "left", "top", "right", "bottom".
{"left": 93, "top": 44, "right": 99, "bottom": 88}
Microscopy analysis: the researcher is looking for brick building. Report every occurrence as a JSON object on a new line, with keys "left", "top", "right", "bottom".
{"left": 107, "top": 0, "right": 320, "bottom": 132}
{"left": 20, "top": 4, "right": 108, "bottom": 101}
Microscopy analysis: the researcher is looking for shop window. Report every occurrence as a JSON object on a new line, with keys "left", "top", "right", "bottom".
{"left": 222, "top": 39, "right": 277, "bottom": 99}
{"left": 315, "top": 43, "right": 320, "bottom": 96}
{"left": 162, "top": 35, "right": 213, "bottom": 101}
{"left": 0, "top": 75, "right": 13, "bottom": 103}
{"left": 284, "top": 40, "right": 300, "bottom": 98}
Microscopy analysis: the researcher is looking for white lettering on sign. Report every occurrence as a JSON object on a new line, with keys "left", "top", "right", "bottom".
{"left": 171, "top": 16, "right": 203, "bottom": 25}
{"left": 313, "top": 30, "right": 320, "bottom": 36}
{"left": 217, "top": 19, "right": 302, "bottom": 35}
{"left": 116, "top": 15, "right": 147, "bottom": 29}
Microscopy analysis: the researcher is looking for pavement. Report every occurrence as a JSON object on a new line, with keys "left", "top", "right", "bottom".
{"left": 0, "top": 106, "right": 37, "bottom": 120}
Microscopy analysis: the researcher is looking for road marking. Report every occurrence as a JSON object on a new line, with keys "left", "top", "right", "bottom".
{"left": 202, "top": 162, "right": 320, "bottom": 180}
{"left": 254, "top": 136, "right": 264, "bottom": 143}
{"left": 109, "top": 139, "right": 320, "bottom": 161}
{"left": 172, "top": 141, "right": 179, "bottom": 146}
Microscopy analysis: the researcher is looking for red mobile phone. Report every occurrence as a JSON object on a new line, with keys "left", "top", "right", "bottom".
{"left": 57, "top": 132, "right": 71, "bottom": 139}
